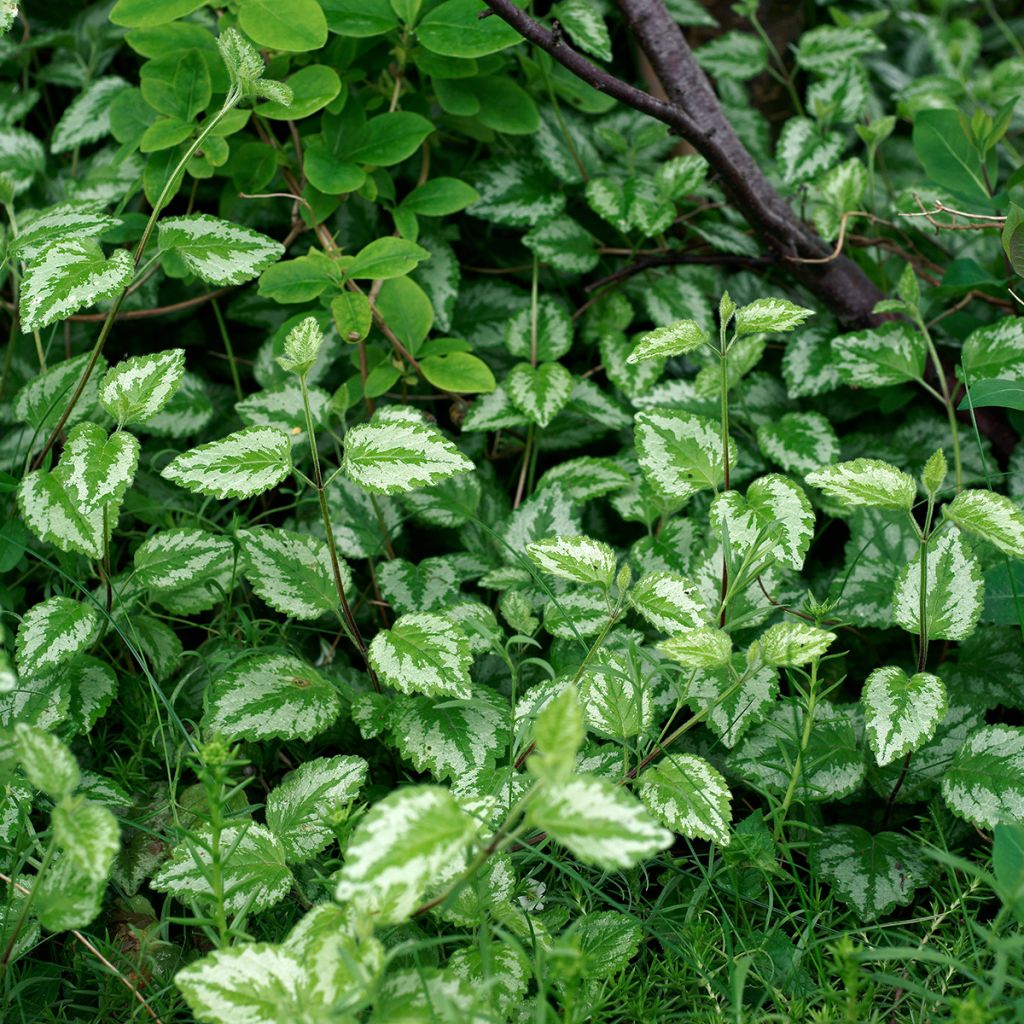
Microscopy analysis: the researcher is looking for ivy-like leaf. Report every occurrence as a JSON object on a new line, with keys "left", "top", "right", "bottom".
{"left": 368, "top": 612, "right": 473, "bottom": 699}
{"left": 637, "top": 754, "right": 733, "bottom": 845}
{"left": 942, "top": 725, "right": 1024, "bottom": 829}
{"left": 16, "top": 597, "right": 100, "bottom": 680}
{"left": 99, "top": 348, "right": 186, "bottom": 425}
{"left": 158, "top": 214, "right": 284, "bottom": 285}
{"left": 863, "top": 666, "right": 947, "bottom": 766}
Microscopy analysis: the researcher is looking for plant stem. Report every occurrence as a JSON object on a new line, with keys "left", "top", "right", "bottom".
{"left": 916, "top": 315, "right": 962, "bottom": 492}
{"left": 774, "top": 658, "right": 820, "bottom": 837}
{"left": 0, "top": 836, "right": 55, "bottom": 972}
{"left": 719, "top": 326, "right": 731, "bottom": 627}
{"left": 33, "top": 90, "right": 241, "bottom": 469}
{"left": 300, "top": 373, "right": 380, "bottom": 692}
{"left": 211, "top": 298, "right": 243, "bottom": 402}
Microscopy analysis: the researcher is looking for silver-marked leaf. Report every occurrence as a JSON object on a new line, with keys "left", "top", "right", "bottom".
{"left": 962, "top": 317, "right": 1024, "bottom": 382}
{"left": 20, "top": 240, "right": 133, "bottom": 332}
{"left": 152, "top": 823, "right": 292, "bottom": 915}
{"left": 335, "top": 786, "right": 477, "bottom": 926}
{"left": 759, "top": 622, "right": 836, "bottom": 666}
{"left": 526, "top": 774, "right": 672, "bottom": 870}
{"left": 377, "top": 556, "right": 458, "bottom": 614}
{"left": 756, "top": 411, "right": 840, "bottom": 475}
{"left": 204, "top": 652, "right": 342, "bottom": 741}
{"left": 14, "top": 723, "right": 80, "bottom": 797}
{"left": 17, "top": 468, "right": 105, "bottom": 559}
{"left": 746, "top": 474, "right": 815, "bottom": 571}
{"left": 527, "top": 535, "right": 617, "bottom": 587}
{"left": 390, "top": 690, "right": 509, "bottom": 783}
{"left": 60, "top": 655, "right": 119, "bottom": 735}
{"left": 51, "top": 76, "right": 129, "bottom": 152}
{"left": 812, "top": 825, "right": 931, "bottom": 920}
{"left": 469, "top": 156, "right": 565, "bottom": 227}
{"left": 627, "top": 319, "right": 709, "bottom": 364}
{"left": 776, "top": 117, "right": 844, "bottom": 184}
{"left": 11, "top": 202, "right": 122, "bottom": 262}
{"left": 134, "top": 528, "right": 234, "bottom": 592}
{"left": 638, "top": 754, "right": 732, "bottom": 845}
{"left": 806, "top": 458, "right": 916, "bottom": 511}
{"left": 99, "top": 348, "right": 185, "bottom": 425}
{"left": 160, "top": 426, "right": 292, "bottom": 499}
{"left": 35, "top": 855, "right": 105, "bottom": 932}
{"left": 942, "top": 725, "right": 1024, "bottom": 828}
{"left": 13, "top": 352, "right": 106, "bottom": 433}
{"left": 684, "top": 655, "right": 778, "bottom": 748}
{"left": 553, "top": 0, "right": 612, "bottom": 60}
{"left": 265, "top": 755, "right": 368, "bottom": 862}
{"left": 505, "top": 483, "right": 580, "bottom": 556}
{"left": 863, "top": 666, "right": 947, "bottom": 767}
{"left": 52, "top": 799, "right": 120, "bottom": 879}
{"left": 460, "top": 382, "right": 529, "bottom": 432}
{"left": 832, "top": 323, "right": 926, "bottom": 387}
{"left": 54, "top": 422, "right": 139, "bottom": 511}
{"left": 629, "top": 571, "right": 709, "bottom": 633}
{"left": 506, "top": 361, "right": 574, "bottom": 428}
{"left": 16, "top": 597, "right": 100, "bottom": 680}
{"left": 158, "top": 214, "right": 284, "bottom": 285}
{"left": 734, "top": 298, "right": 813, "bottom": 336}
{"left": 573, "top": 911, "right": 643, "bottom": 978}
{"left": 839, "top": 510, "right": 920, "bottom": 627}
{"left": 238, "top": 527, "right": 342, "bottom": 620}
{"left": 893, "top": 529, "right": 982, "bottom": 640}
{"left": 343, "top": 418, "right": 474, "bottom": 494}
{"left": 537, "top": 456, "right": 632, "bottom": 502}
{"left": 522, "top": 213, "right": 599, "bottom": 274}
{"left": 543, "top": 587, "right": 608, "bottom": 639}
{"left": 369, "top": 612, "right": 472, "bottom": 699}
{"left": 659, "top": 627, "right": 732, "bottom": 669}
{"left": 782, "top": 323, "right": 842, "bottom": 398}
{"left": 634, "top": 408, "right": 734, "bottom": 500}
{"left": 580, "top": 652, "right": 654, "bottom": 739}
{"left": 0, "top": 126, "right": 44, "bottom": 196}
{"left": 237, "top": 383, "right": 329, "bottom": 442}
{"left": 943, "top": 489, "right": 1024, "bottom": 560}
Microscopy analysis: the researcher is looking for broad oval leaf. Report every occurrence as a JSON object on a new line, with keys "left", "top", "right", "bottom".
{"left": 634, "top": 408, "right": 734, "bottom": 500}
{"left": 758, "top": 622, "right": 836, "bottom": 667}
{"left": 506, "top": 361, "right": 574, "bottom": 428}
{"left": 368, "top": 612, "right": 473, "bottom": 699}
{"left": 863, "top": 666, "right": 947, "bottom": 766}
{"left": 943, "top": 489, "right": 1024, "bottom": 560}
{"left": 134, "top": 528, "right": 234, "bottom": 592}
{"left": 526, "top": 534, "right": 617, "bottom": 587}
{"left": 16, "top": 597, "right": 100, "bottom": 680}
{"left": 806, "top": 458, "right": 916, "bottom": 512}
{"left": 942, "top": 725, "right": 1024, "bottom": 829}
{"left": 158, "top": 214, "right": 284, "bottom": 285}
{"left": 99, "top": 348, "right": 186, "bottom": 425}
{"left": 53, "top": 799, "right": 120, "bottom": 879}
{"left": 18, "top": 469, "right": 105, "bottom": 559}
{"left": 638, "top": 754, "right": 733, "bottom": 846}
{"left": 55, "top": 422, "right": 140, "bottom": 511}
{"left": 628, "top": 571, "right": 710, "bottom": 633}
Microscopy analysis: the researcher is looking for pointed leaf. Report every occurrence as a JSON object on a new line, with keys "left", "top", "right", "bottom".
{"left": 99, "top": 348, "right": 186, "bottom": 425}
{"left": 756, "top": 411, "right": 840, "bottom": 475}
{"left": 629, "top": 571, "right": 709, "bottom": 633}
{"left": 627, "top": 320, "right": 709, "bottom": 364}
{"left": 806, "top": 458, "right": 916, "bottom": 511}
{"left": 17, "top": 469, "right": 105, "bottom": 559}
{"left": 160, "top": 426, "right": 292, "bottom": 499}
{"left": 16, "top": 597, "right": 100, "bottom": 680}
{"left": 863, "top": 666, "right": 947, "bottom": 766}
{"left": 638, "top": 754, "right": 732, "bottom": 845}
{"left": 506, "top": 361, "right": 574, "bottom": 428}
{"left": 158, "top": 214, "right": 284, "bottom": 285}
{"left": 832, "top": 323, "right": 927, "bottom": 387}
{"left": 134, "top": 528, "right": 234, "bottom": 592}
{"left": 55, "top": 422, "right": 139, "bottom": 510}
{"left": 527, "top": 535, "right": 617, "bottom": 587}
{"left": 942, "top": 725, "right": 1024, "bottom": 828}
{"left": 634, "top": 408, "right": 734, "bottom": 500}
{"left": 944, "top": 489, "right": 1024, "bottom": 559}
{"left": 369, "top": 612, "right": 472, "bottom": 698}
{"left": 759, "top": 622, "right": 836, "bottom": 666}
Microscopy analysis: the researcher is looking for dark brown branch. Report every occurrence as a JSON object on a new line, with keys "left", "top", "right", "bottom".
{"left": 482, "top": 0, "right": 886, "bottom": 326}
{"left": 584, "top": 251, "right": 775, "bottom": 293}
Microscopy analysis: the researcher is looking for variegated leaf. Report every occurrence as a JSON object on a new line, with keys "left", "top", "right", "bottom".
{"left": 20, "top": 240, "right": 133, "bottom": 332}
{"left": 684, "top": 656, "right": 778, "bottom": 747}
{"left": 941, "top": 725, "right": 1024, "bottom": 829}
{"left": 17, "top": 468, "right": 105, "bottom": 559}
{"left": 734, "top": 297, "right": 814, "bottom": 336}
{"left": 13, "top": 352, "right": 106, "bottom": 432}
{"left": 52, "top": 799, "right": 120, "bottom": 880}
{"left": 943, "top": 489, "right": 1024, "bottom": 560}
{"left": 503, "top": 296, "right": 573, "bottom": 362}
{"left": 525, "top": 774, "right": 672, "bottom": 870}
{"left": 758, "top": 622, "right": 836, "bottom": 667}
{"left": 629, "top": 571, "right": 709, "bottom": 633}
{"left": 812, "top": 825, "right": 931, "bottom": 920}
{"left": 527, "top": 534, "right": 617, "bottom": 587}
{"left": 543, "top": 587, "right": 608, "bottom": 639}
{"left": 99, "top": 348, "right": 186, "bottom": 425}
{"left": 756, "top": 411, "right": 840, "bottom": 475}
{"left": 11, "top": 202, "right": 122, "bottom": 262}
{"left": 580, "top": 652, "right": 654, "bottom": 739}
{"left": 831, "top": 323, "right": 926, "bottom": 387}
{"left": 160, "top": 426, "right": 292, "bottom": 499}
{"left": 335, "top": 786, "right": 477, "bottom": 925}
{"left": 133, "top": 528, "right": 234, "bottom": 592}
{"left": 506, "top": 361, "right": 574, "bottom": 428}
{"left": 776, "top": 117, "right": 844, "bottom": 184}
{"left": 892, "top": 529, "right": 983, "bottom": 640}
{"left": 204, "top": 652, "right": 342, "bottom": 741}
{"left": 235, "top": 382, "right": 329, "bottom": 442}
{"left": 659, "top": 627, "right": 732, "bottom": 669}
{"left": 746, "top": 474, "right": 815, "bottom": 571}
{"left": 54, "top": 422, "right": 139, "bottom": 511}
{"left": 14, "top": 723, "right": 80, "bottom": 797}
{"left": 265, "top": 755, "right": 368, "bottom": 862}
{"left": 537, "top": 456, "right": 632, "bottom": 501}
{"left": 627, "top": 319, "right": 708, "bottom": 364}
{"left": 638, "top": 754, "right": 732, "bottom": 845}
{"left": 0, "top": 126, "right": 44, "bottom": 196}
{"left": 158, "top": 214, "right": 284, "bottom": 285}
{"left": 634, "top": 408, "right": 734, "bottom": 500}
{"left": 863, "top": 666, "right": 947, "bottom": 767}
{"left": 806, "top": 458, "right": 916, "bottom": 512}
{"left": 141, "top": 371, "right": 214, "bottom": 437}
{"left": 16, "top": 597, "right": 100, "bottom": 680}
{"left": 343, "top": 417, "right": 474, "bottom": 494}
{"left": 238, "top": 527, "right": 343, "bottom": 620}
{"left": 50, "top": 76, "right": 128, "bottom": 152}
{"left": 369, "top": 612, "right": 473, "bottom": 699}
{"left": 152, "top": 823, "right": 292, "bottom": 915}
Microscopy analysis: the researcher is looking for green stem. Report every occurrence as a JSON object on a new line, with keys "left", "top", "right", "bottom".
{"left": 917, "top": 315, "right": 962, "bottom": 492}
{"left": 0, "top": 837, "right": 55, "bottom": 972}
{"left": 203, "top": 764, "right": 230, "bottom": 948}
{"left": 33, "top": 89, "right": 241, "bottom": 469}
{"left": 212, "top": 298, "right": 243, "bottom": 402}
{"left": 774, "top": 658, "right": 820, "bottom": 837}
{"left": 719, "top": 331, "right": 731, "bottom": 627}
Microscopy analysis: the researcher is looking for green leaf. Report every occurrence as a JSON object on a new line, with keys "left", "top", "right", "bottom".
{"left": 758, "top": 622, "right": 836, "bottom": 666}
{"left": 390, "top": 690, "right": 509, "bottom": 783}
{"left": 265, "top": 755, "right": 368, "bottom": 861}
{"left": 53, "top": 798, "right": 120, "bottom": 878}
{"left": 893, "top": 529, "right": 983, "bottom": 640}
{"left": 913, "top": 108, "right": 990, "bottom": 203}
{"left": 335, "top": 786, "right": 477, "bottom": 924}
{"left": 993, "top": 823, "right": 1024, "bottom": 925}
{"left": 160, "top": 426, "right": 293, "bottom": 499}
{"left": 527, "top": 535, "right": 617, "bottom": 587}
{"left": 638, "top": 754, "right": 732, "bottom": 845}
{"left": 20, "top": 240, "right": 133, "bottom": 332}
{"left": 153, "top": 823, "right": 292, "bottom": 914}
{"left": 140, "top": 51, "right": 210, "bottom": 122}
{"left": 627, "top": 319, "right": 709, "bottom": 364}
{"left": 238, "top": 0, "right": 328, "bottom": 51}
{"left": 734, "top": 298, "right": 814, "bottom": 336}
{"left": 99, "top": 348, "right": 185, "bottom": 425}
{"left": 757, "top": 411, "right": 840, "bottom": 475}
{"left": 419, "top": 352, "right": 496, "bottom": 394}
{"left": 959, "top": 378, "right": 1024, "bottom": 412}
{"left": 634, "top": 409, "right": 734, "bottom": 500}
{"left": 580, "top": 651, "right": 654, "bottom": 739}
{"left": 418, "top": 0, "right": 522, "bottom": 58}
{"left": 507, "top": 361, "right": 574, "bottom": 428}
{"left": 14, "top": 353, "right": 107, "bottom": 434}
{"left": 943, "top": 489, "right": 1024, "bottom": 559}
{"left": 255, "top": 64, "right": 341, "bottom": 119}
{"left": 369, "top": 612, "right": 473, "bottom": 699}
{"left": 695, "top": 31, "right": 767, "bottom": 80}
{"left": 552, "top": 0, "right": 612, "bottom": 60}
{"left": 238, "top": 527, "right": 342, "bottom": 621}
{"left": 831, "top": 323, "right": 926, "bottom": 387}
{"left": 531, "top": 686, "right": 584, "bottom": 779}
{"left": 526, "top": 774, "right": 672, "bottom": 870}
{"left": 17, "top": 469, "right": 105, "bottom": 559}
{"left": 962, "top": 318, "right": 1024, "bottom": 383}
{"left": 275, "top": 316, "right": 324, "bottom": 375}
{"left": 629, "top": 571, "right": 709, "bottom": 633}
{"left": 110, "top": 0, "right": 204, "bottom": 27}
{"left": 205, "top": 652, "right": 341, "bottom": 741}
{"left": 811, "top": 825, "right": 931, "bottom": 921}
{"left": 134, "top": 528, "right": 234, "bottom": 592}
{"left": 35, "top": 856, "right": 105, "bottom": 932}
{"left": 863, "top": 666, "right": 947, "bottom": 767}
{"left": 14, "top": 723, "right": 80, "bottom": 797}
{"left": 11, "top": 202, "right": 122, "bottom": 263}
{"left": 400, "top": 177, "right": 479, "bottom": 216}
{"left": 347, "top": 237, "right": 431, "bottom": 279}
{"left": 942, "top": 725, "right": 1024, "bottom": 829}
{"left": 806, "top": 458, "right": 917, "bottom": 511}
{"left": 158, "top": 215, "right": 284, "bottom": 286}
{"left": 54, "top": 423, "right": 139, "bottom": 511}
{"left": 343, "top": 417, "right": 473, "bottom": 494}
{"left": 16, "top": 597, "right": 100, "bottom": 681}
{"left": 342, "top": 111, "right": 434, "bottom": 165}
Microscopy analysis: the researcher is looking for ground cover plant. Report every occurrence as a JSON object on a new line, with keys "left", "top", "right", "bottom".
{"left": 3, "top": 0, "right": 1024, "bottom": 1020}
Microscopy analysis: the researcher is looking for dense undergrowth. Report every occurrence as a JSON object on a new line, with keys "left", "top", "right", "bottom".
{"left": 3, "top": 0, "right": 1024, "bottom": 1021}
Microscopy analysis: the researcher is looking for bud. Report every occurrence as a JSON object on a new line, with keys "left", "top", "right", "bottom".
{"left": 615, "top": 562, "right": 632, "bottom": 593}
{"left": 276, "top": 316, "right": 324, "bottom": 375}
{"left": 922, "top": 447, "right": 947, "bottom": 497}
